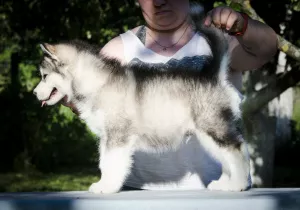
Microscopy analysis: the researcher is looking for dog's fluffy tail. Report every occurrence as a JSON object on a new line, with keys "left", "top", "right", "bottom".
{"left": 189, "top": 3, "right": 229, "bottom": 82}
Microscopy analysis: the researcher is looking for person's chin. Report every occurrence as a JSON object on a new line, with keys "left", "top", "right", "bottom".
{"left": 157, "top": 24, "right": 180, "bottom": 31}
{"left": 156, "top": 17, "right": 185, "bottom": 29}
{"left": 152, "top": 20, "right": 178, "bottom": 29}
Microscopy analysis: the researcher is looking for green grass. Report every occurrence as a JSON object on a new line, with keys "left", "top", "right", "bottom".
{"left": 0, "top": 172, "right": 99, "bottom": 192}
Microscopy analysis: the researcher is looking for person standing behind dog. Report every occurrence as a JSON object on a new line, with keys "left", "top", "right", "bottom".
{"left": 65, "top": 0, "right": 278, "bottom": 190}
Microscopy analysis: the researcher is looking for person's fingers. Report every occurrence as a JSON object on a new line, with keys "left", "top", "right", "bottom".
{"left": 204, "top": 7, "right": 242, "bottom": 33}
{"left": 226, "top": 12, "right": 239, "bottom": 31}
{"left": 220, "top": 7, "right": 232, "bottom": 30}
{"left": 211, "top": 7, "right": 222, "bottom": 28}
{"left": 204, "top": 10, "right": 213, "bottom": 26}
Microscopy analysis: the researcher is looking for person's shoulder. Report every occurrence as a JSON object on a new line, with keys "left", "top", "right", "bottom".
{"left": 130, "top": 26, "right": 141, "bottom": 34}
{"left": 100, "top": 35, "right": 124, "bottom": 62}
{"left": 100, "top": 26, "right": 141, "bottom": 63}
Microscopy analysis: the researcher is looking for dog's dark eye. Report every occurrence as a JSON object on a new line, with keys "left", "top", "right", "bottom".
{"left": 43, "top": 74, "right": 48, "bottom": 80}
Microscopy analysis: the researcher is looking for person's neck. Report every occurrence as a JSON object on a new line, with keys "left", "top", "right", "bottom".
{"left": 146, "top": 18, "right": 188, "bottom": 33}
{"left": 146, "top": 20, "right": 194, "bottom": 47}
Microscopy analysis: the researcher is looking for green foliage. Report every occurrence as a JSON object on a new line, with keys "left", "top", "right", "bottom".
{"left": 213, "top": 1, "right": 226, "bottom": 7}
{"left": 291, "top": 0, "right": 300, "bottom": 11}
{"left": 19, "top": 62, "right": 39, "bottom": 92}
{"left": 0, "top": 0, "right": 142, "bottom": 172}
{"left": 213, "top": 1, "right": 242, "bottom": 13}
{"left": 0, "top": 45, "right": 17, "bottom": 92}
{"left": 0, "top": 172, "right": 99, "bottom": 192}
{"left": 228, "top": 2, "right": 243, "bottom": 12}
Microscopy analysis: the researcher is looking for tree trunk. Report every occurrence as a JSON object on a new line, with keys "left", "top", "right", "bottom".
{"left": 243, "top": 53, "right": 294, "bottom": 187}
{"left": 244, "top": 112, "right": 276, "bottom": 187}
{"left": 243, "top": 70, "right": 277, "bottom": 187}
{"left": 268, "top": 51, "right": 294, "bottom": 147}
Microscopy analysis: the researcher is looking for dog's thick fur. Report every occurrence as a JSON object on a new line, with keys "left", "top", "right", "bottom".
{"left": 33, "top": 5, "right": 250, "bottom": 193}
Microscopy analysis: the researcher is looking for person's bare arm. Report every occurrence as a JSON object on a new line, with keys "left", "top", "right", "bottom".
{"left": 100, "top": 36, "right": 126, "bottom": 63}
{"left": 229, "top": 18, "right": 278, "bottom": 71}
{"left": 205, "top": 6, "right": 278, "bottom": 71}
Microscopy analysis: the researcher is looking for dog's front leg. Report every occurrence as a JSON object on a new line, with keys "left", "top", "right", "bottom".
{"left": 89, "top": 132, "right": 136, "bottom": 194}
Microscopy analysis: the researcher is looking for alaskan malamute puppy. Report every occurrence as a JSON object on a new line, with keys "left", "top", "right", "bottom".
{"left": 33, "top": 7, "right": 250, "bottom": 193}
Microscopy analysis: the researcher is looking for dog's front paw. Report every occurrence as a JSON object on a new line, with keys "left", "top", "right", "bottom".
{"left": 88, "top": 181, "right": 119, "bottom": 194}
{"left": 207, "top": 179, "right": 248, "bottom": 192}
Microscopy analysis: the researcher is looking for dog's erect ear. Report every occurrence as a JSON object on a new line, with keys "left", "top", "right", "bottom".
{"left": 40, "top": 43, "right": 58, "bottom": 61}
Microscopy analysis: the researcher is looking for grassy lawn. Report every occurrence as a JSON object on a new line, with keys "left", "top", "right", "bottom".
{"left": 0, "top": 171, "right": 99, "bottom": 192}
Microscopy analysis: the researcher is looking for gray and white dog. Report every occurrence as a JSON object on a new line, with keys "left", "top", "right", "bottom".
{"left": 33, "top": 6, "right": 250, "bottom": 193}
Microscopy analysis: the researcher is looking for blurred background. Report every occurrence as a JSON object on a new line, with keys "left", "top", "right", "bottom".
{"left": 0, "top": 0, "right": 299, "bottom": 192}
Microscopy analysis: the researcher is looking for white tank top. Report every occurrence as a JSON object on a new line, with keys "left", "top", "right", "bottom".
{"left": 119, "top": 29, "right": 223, "bottom": 190}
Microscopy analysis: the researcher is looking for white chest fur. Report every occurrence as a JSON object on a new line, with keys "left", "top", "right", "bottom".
{"left": 80, "top": 106, "right": 106, "bottom": 138}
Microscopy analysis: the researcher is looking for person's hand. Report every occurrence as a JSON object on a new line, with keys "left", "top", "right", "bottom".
{"left": 204, "top": 6, "right": 246, "bottom": 34}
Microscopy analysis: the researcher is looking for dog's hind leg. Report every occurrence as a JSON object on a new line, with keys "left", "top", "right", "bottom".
{"left": 196, "top": 129, "right": 250, "bottom": 191}
{"left": 194, "top": 104, "right": 251, "bottom": 191}
{"left": 89, "top": 131, "right": 136, "bottom": 194}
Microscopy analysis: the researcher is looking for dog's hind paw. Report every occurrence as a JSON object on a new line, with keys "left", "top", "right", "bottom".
{"left": 207, "top": 179, "right": 248, "bottom": 192}
{"left": 88, "top": 181, "right": 119, "bottom": 194}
